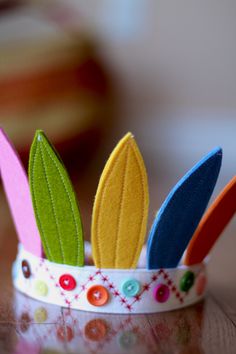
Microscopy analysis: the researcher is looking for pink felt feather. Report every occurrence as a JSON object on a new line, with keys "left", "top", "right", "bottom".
{"left": 0, "top": 128, "right": 42, "bottom": 256}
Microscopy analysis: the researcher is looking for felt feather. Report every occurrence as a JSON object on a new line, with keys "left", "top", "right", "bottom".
{"left": 184, "top": 176, "right": 236, "bottom": 265}
{"left": 91, "top": 132, "right": 149, "bottom": 269}
{"left": 147, "top": 147, "right": 222, "bottom": 269}
{"left": 0, "top": 128, "right": 42, "bottom": 256}
{"left": 29, "top": 130, "right": 84, "bottom": 266}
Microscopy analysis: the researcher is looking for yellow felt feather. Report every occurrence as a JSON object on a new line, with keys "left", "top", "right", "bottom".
{"left": 91, "top": 132, "right": 149, "bottom": 269}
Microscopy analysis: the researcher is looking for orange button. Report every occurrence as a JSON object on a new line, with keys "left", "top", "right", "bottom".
{"left": 87, "top": 285, "right": 109, "bottom": 307}
{"left": 196, "top": 272, "right": 207, "bottom": 296}
{"left": 84, "top": 319, "right": 108, "bottom": 341}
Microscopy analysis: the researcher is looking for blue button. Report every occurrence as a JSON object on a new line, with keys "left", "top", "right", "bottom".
{"left": 121, "top": 279, "right": 141, "bottom": 297}
{"left": 118, "top": 331, "right": 137, "bottom": 349}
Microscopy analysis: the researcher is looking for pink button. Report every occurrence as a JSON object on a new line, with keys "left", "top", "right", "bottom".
{"left": 153, "top": 284, "right": 170, "bottom": 303}
{"left": 196, "top": 273, "right": 207, "bottom": 296}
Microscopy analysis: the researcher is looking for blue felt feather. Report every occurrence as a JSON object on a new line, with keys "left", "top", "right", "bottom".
{"left": 147, "top": 147, "right": 222, "bottom": 269}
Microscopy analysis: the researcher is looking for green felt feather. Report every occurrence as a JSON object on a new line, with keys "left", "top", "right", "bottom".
{"left": 29, "top": 130, "right": 84, "bottom": 266}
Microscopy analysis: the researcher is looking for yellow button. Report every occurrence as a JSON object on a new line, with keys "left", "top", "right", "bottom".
{"left": 34, "top": 307, "right": 48, "bottom": 323}
{"left": 35, "top": 280, "right": 48, "bottom": 297}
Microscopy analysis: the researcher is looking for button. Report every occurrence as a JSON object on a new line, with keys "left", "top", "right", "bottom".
{"left": 180, "top": 271, "right": 195, "bottom": 292}
{"left": 35, "top": 280, "right": 48, "bottom": 297}
{"left": 59, "top": 274, "right": 76, "bottom": 291}
{"left": 118, "top": 331, "right": 137, "bottom": 349}
{"left": 57, "top": 325, "right": 74, "bottom": 342}
{"left": 87, "top": 285, "right": 109, "bottom": 306}
{"left": 21, "top": 260, "right": 31, "bottom": 279}
{"left": 34, "top": 307, "right": 48, "bottom": 323}
{"left": 153, "top": 284, "right": 170, "bottom": 303}
{"left": 19, "top": 312, "right": 31, "bottom": 333}
{"left": 84, "top": 319, "right": 108, "bottom": 341}
{"left": 121, "top": 279, "right": 141, "bottom": 298}
{"left": 196, "top": 272, "right": 207, "bottom": 296}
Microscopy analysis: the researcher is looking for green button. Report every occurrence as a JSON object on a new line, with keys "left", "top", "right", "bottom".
{"left": 35, "top": 280, "right": 48, "bottom": 297}
{"left": 118, "top": 331, "right": 137, "bottom": 349}
{"left": 180, "top": 271, "right": 195, "bottom": 292}
{"left": 121, "top": 279, "right": 141, "bottom": 297}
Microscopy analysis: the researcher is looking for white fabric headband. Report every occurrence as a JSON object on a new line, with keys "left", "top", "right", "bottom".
{"left": 13, "top": 244, "right": 207, "bottom": 314}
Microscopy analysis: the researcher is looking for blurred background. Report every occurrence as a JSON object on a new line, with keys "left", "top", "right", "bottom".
{"left": 0, "top": 0, "right": 235, "bottom": 293}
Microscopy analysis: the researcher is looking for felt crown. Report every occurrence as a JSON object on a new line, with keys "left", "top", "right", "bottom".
{"left": 1, "top": 128, "right": 235, "bottom": 314}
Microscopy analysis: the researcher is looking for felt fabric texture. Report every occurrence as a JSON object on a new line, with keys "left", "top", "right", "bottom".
{"left": 91, "top": 133, "right": 149, "bottom": 269}
{"left": 147, "top": 147, "right": 222, "bottom": 269}
{"left": 29, "top": 130, "right": 84, "bottom": 266}
{"left": 0, "top": 128, "right": 42, "bottom": 256}
{"left": 184, "top": 176, "right": 236, "bottom": 265}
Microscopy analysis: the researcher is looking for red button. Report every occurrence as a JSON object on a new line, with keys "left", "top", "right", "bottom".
{"left": 59, "top": 274, "right": 76, "bottom": 291}
{"left": 87, "top": 285, "right": 109, "bottom": 307}
{"left": 84, "top": 319, "right": 108, "bottom": 341}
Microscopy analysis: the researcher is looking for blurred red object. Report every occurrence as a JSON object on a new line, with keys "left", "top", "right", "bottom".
{"left": 0, "top": 5, "right": 113, "bottom": 170}
{"left": 0, "top": 1, "right": 22, "bottom": 13}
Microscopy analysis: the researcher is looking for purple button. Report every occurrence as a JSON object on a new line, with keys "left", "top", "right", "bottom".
{"left": 153, "top": 284, "right": 170, "bottom": 303}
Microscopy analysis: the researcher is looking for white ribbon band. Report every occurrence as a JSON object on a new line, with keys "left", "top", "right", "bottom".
{"left": 13, "top": 244, "right": 207, "bottom": 314}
